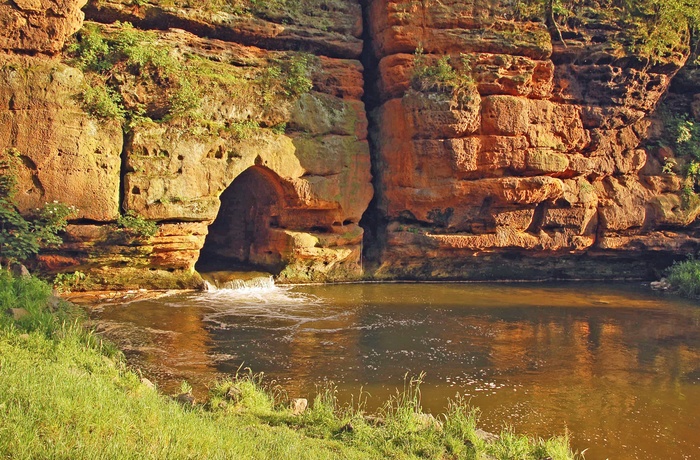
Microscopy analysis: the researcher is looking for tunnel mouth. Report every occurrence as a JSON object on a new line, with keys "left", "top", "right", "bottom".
{"left": 195, "top": 166, "right": 287, "bottom": 275}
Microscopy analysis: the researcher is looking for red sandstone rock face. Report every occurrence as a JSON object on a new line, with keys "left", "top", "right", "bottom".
{"left": 0, "top": 0, "right": 87, "bottom": 54}
{"left": 114, "top": 29, "right": 371, "bottom": 282}
{"left": 2, "top": 0, "right": 700, "bottom": 286}
{"left": 368, "top": 0, "right": 700, "bottom": 279}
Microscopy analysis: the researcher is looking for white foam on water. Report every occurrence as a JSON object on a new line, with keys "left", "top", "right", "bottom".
{"left": 204, "top": 275, "right": 276, "bottom": 292}
{"left": 203, "top": 276, "right": 283, "bottom": 302}
{"left": 196, "top": 275, "right": 321, "bottom": 314}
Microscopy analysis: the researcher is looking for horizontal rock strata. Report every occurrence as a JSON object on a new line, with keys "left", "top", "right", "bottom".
{"left": 367, "top": 0, "right": 700, "bottom": 280}
{"left": 1, "top": 0, "right": 700, "bottom": 286}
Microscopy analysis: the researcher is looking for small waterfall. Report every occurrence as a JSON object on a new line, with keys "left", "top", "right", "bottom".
{"left": 204, "top": 275, "right": 276, "bottom": 292}
{"left": 198, "top": 271, "right": 312, "bottom": 305}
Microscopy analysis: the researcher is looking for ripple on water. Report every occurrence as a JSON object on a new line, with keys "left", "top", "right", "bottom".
{"left": 91, "top": 282, "right": 700, "bottom": 460}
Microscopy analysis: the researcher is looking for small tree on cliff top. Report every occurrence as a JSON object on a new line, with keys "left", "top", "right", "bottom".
{"left": 0, "top": 149, "right": 76, "bottom": 268}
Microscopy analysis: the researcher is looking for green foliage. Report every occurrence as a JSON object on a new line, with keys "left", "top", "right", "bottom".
{"left": 657, "top": 103, "right": 700, "bottom": 205}
{"left": 623, "top": 0, "right": 700, "bottom": 62}
{"left": 67, "top": 23, "right": 112, "bottom": 72}
{"left": 112, "top": 23, "right": 179, "bottom": 77}
{"left": 228, "top": 120, "right": 261, "bottom": 140}
{"left": 68, "top": 22, "right": 195, "bottom": 123}
{"left": 162, "top": 0, "right": 308, "bottom": 19}
{"left": 0, "top": 150, "right": 76, "bottom": 266}
{"left": 179, "top": 380, "right": 193, "bottom": 395}
{"left": 116, "top": 211, "right": 158, "bottom": 241}
{"left": 67, "top": 21, "right": 314, "bottom": 133}
{"left": 282, "top": 53, "right": 314, "bottom": 98}
{"left": 411, "top": 47, "right": 474, "bottom": 95}
{"left": 0, "top": 270, "right": 54, "bottom": 332}
{"left": 0, "top": 271, "right": 87, "bottom": 336}
{"left": 667, "top": 112, "right": 700, "bottom": 160}
{"left": 271, "top": 122, "right": 287, "bottom": 135}
{"left": 53, "top": 271, "right": 89, "bottom": 293}
{"left": 516, "top": 0, "right": 700, "bottom": 62}
{"left": 441, "top": 395, "right": 480, "bottom": 454}
{"left": 82, "top": 84, "right": 126, "bottom": 120}
{"left": 169, "top": 77, "right": 201, "bottom": 117}
{"left": 666, "top": 256, "right": 700, "bottom": 298}
{"left": 208, "top": 370, "right": 276, "bottom": 415}
{"left": 259, "top": 53, "right": 315, "bottom": 107}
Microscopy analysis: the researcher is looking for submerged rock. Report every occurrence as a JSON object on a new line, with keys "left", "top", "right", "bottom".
{"left": 651, "top": 278, "right": 672, "bottom": 291}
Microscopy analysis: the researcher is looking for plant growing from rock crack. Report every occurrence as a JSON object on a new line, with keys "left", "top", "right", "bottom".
{"left": 116, "top": 210, "right": 158, "bottom": 242}
{"left": 657, "top": 103, "right": 700, "bottom": 207}
{"left": 411, "top": 47, "right": 475, "bottom": 94}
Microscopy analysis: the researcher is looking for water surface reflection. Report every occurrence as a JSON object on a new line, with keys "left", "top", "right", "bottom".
{"left": 91, "top": 282, "right": 700, "bottom": 460}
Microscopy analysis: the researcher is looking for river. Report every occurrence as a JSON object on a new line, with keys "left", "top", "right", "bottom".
{"left": 89, "top": 281, "right": 700, "bottom": 460}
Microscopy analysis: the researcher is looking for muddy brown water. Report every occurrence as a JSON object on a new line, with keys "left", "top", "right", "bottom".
{"left": 89, "top": 281, "right": 700, "bottom": 460}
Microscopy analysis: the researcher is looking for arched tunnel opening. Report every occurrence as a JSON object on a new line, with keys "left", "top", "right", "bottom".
{"left": 195, "top": 166, "right": 286, "bottom": 274}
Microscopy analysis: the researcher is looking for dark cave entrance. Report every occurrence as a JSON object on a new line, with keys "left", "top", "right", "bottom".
{"left": 196, "top": 166, "right": 285, "bottom": 274}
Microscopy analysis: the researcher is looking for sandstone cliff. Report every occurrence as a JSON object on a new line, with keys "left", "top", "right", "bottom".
{"left": 1, "top": 0, "right": 372, "bottom": 287}
{"left": 365, "top": 0, "right": 700, "bottom": 280}
{"left": 0, "top": 0, "right": 699, "bottom": 287}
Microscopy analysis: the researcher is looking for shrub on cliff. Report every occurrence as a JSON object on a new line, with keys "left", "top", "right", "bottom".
{"left": 66, "top": 22, "right": 315, "bottom": 131}
{"left": 411, "top": 47, "right": 474, "bottom": 95}
{"left": 0, "top": 149, "right": 75, "bottom": 268}
{"left": 655, "top": 103, "right": 700, "bottom": 206}
{"left": 116, "top": 210, "right": 159, "bottom": 242}
{"left": 516, "top": 0, "right": 700, "bottom": 62}
{"left": 68, "top": 22, "right": 190, "bottom": 122}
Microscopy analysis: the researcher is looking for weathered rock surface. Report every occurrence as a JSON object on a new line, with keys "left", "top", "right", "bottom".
{"left": 83, "top": 0, "right": 363, "bottom": 59}
{"left": 0, "top": 55, "right": 122, "bottom": 221}
{"left": 0, "top": 0, "right": 87, "bottom": 54}
{"left": 0, "top": 0, "right": 372, "bottom": 286}
{"left": 367, "top": 0, "right": 700, "bottom": 280}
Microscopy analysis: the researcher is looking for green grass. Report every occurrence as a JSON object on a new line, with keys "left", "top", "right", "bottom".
{"left": 666, "top": 257, "right": 700, "bottom": 298}
{"left": 0, "top": 271, "right": 581, "bottom": 459}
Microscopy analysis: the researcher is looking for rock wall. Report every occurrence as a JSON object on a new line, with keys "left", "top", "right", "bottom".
{"left": 0, "top": 0, "right": 372, "bottom": 288}
{"left": 366, "top": 0, "right": 700, "bottom": 280}
{"left": 1, "top": 0, "right": 699, "bottom": 287}
{"left": 0, "top": 0, "right": 87, "bottom": 54}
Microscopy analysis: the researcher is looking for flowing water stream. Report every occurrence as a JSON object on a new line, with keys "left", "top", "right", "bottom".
{"left": 89, "top": 281, "right": 700, "bottom": 460}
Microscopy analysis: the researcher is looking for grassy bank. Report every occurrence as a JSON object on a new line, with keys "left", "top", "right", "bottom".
{"left": 0, "top": 271, "right": 580, "bottom": 459}
{"left": 666, "top": 258, "right": 700, "bottom": 298}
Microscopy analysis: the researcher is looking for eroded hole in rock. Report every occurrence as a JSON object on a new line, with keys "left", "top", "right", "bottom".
{"left": 196, "top": 166, "right": 285, "bottom": 274}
